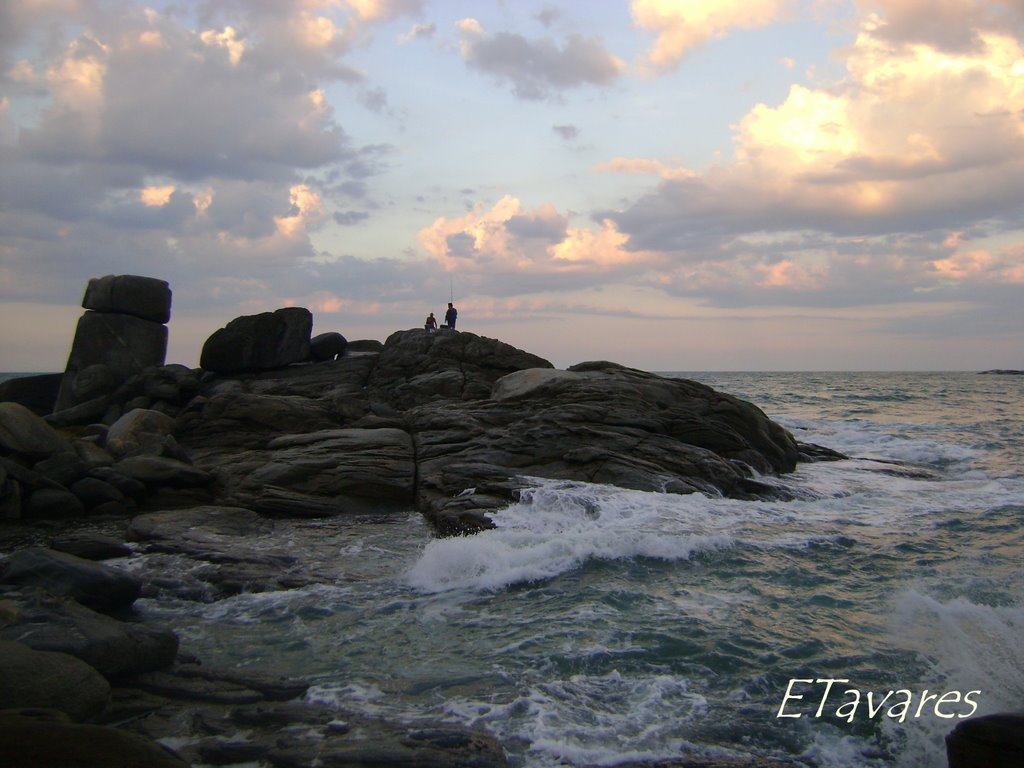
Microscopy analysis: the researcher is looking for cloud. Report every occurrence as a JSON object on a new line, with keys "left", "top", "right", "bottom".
{"left": 858, "top": 0, "right": 1024, "bottom": 52}
{"left": 594, "top": 156, "right": 697, "bottom": 180}
{"left": 417, "top": 196, "right": 661, "bottom": 296}
{"left": 602, "top": 6, "right": 1024, "bottom": 309}
{"left": 399, "top": 22, "right": 435, "bottom": 43}
{"left": 631, "top": 0, "right": 789, "bottom": 72}
{"left": 0, "top": 1, "right": 412, "bottom": 317}
{"left": 552, "top": 124, "right": 579, "bottom": 141}
{"left": 456, "top": 17, "right": 624, "bottom": 100}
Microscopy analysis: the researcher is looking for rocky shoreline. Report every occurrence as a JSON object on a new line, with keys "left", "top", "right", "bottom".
{"left": 2, "top": 277, "right": 1017, "bottom": 766}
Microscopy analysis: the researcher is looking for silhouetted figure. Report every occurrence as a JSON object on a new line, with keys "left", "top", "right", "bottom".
{"left": 444, "top": 302, "right": 458, "bottom": 330}
{"left": 424, "top": 312, "right": 437, "bottom": 332}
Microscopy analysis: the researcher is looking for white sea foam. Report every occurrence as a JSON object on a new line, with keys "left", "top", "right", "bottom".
{"left": 404, "top": 480, "right": 738, "bottom": 593}
{"left": 444, "top": 670, "right": 715, "bottom": 768}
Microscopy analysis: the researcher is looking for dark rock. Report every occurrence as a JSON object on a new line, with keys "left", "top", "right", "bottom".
{"left": 56, "top": 311, "right": 168, "bottom": 411}
{"left": 0, "top": 547, "right": 141, "bottom": 611}
{"left": 71, "top": 363, "right": 117, "bottom": 401}
{"left": 0, "top": 373, "right": 62, "bottom": 416}
{"left": 311, "top": 331, "right": 348, "bottom": 361}
{"left": 82, "top": 274, "right": 172, "bottom": 324}
{"left": 33, "top": 451, "right": 89, "bottom": 487}
{"left": 0, "top": 587, "right": 179, "bottom": 678}
{"left": 368, "top": 328, "right": 553, "bottom": 408}
{"left": 127, "top": 506, "right": 272, "bottom": 547}
{"left": 0, "top": 402, "right": 71, "bottom": 459}
{"left": 50, "top": 532, "right": 134, "bottom": 560}
{"left": 0, "top": 709, "right": 189, "bottom": 768}
{"left": 71, "top": 476, "right": 126, "bottom": 508}
{"left": 346, "top": 338, "right": 385, "bottom": 354}
{"left": 114, "top": 455, "right": 212, "bottom": 487}
{"left": 176, "top": 391, "right": 338, "bottom": 452}
{"left": 946, "top": 712, "right": 1024, "bottom": 768}
{"left": 88, "top": 466, "right": 148, "bottom": 503}
{"left": 0, "top": 640, "right": 111, "bottom": 721}
{"left": 28, "top": 487, "right": 86, "bottom": 518}
{"left": 200, "top": 307, "right": 313, "bottom": 373}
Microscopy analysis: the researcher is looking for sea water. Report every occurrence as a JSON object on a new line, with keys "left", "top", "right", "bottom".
{"left": 35, "top": 371, "right": 1024, "bottom": 766}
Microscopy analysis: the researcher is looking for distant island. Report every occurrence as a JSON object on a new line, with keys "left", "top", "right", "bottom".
{"left": 979, "top": 369, "right": 1024, "bottom": 375}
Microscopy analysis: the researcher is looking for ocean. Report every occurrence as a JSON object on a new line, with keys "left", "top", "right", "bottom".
{"left": 10, "top": 371, "right": 1024, "bottom": 766}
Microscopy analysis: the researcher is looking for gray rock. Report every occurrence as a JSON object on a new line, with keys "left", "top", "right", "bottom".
{"left": 0, "top": 640, "right": 111, "bottom": 721}
{"left": 0, "top": 709, "right": 189, "bottom": 767}
{"left": 310, "top": 331, "right": 348, "bottom": 361}
{"left": 200, "top": 307, "right": 313, "bottom": 373}
{"left": 0, "top": 588, "right": 179, "bottom": 678}
{"left": 50, "top": 532, "right": 134, "bottom": 561}
{"left": 56, "top": 311, "right": 168, "bottom": 411}
{"left": 82, "top": 274, "right": 172, "bottom": 324}
{"left": 127, "top": 506, "right": 272, "bottom": 548}
{"left": 0, "top": 547, "right": 141, "bottom": 612}
{"left": 0, "top": 402, "right": 71, "bottom": 459}
{"left": 105, "top": 408, "right": 177, "bottom": 459}
{"left": 114, "top": 455, "right": 212, "bottom": 487}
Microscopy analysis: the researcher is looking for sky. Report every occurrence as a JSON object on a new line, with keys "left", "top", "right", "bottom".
{"left": 1, "top": 0, "right": 1023, "bottom": 372}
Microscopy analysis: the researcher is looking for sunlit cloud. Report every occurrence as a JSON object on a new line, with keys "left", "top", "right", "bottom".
{"left": 140, "top": 185, "right": 175, "bottom": 207}
{"left": 200, "top": 26, "right": 246, "bottom": 65}
{"left": 632, "top": 0, "right": 789, "bottom": 72}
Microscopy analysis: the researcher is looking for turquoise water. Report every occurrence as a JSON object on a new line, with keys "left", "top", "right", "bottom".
{"left": 102, "top": 372, "right": 1024, "bottom": 765}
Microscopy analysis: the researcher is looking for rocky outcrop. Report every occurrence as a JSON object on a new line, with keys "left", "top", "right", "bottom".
{"left": 170, "top": 331, "right": 812, "bottom": 532}
{"left": 55, "top": 275, "right": 172, "bottom": 413}
{"left": 200, "top": 307, "right": 313, "bottom": 373}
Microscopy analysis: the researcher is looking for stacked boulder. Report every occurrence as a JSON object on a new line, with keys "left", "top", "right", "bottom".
{"left": 54, "top": 275, "right": 173, "bottom": 421}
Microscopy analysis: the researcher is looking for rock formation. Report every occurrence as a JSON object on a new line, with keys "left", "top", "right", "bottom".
{"left": 200, "top": 307, "right": 313, "bottom": 373}
{"left": 54, "top": 275, "right": 172, "bottom": 416}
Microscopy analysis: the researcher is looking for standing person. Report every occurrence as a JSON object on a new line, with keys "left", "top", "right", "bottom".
{"left": 424, "top": 312, "right": 437, "bottom": 332}
{"left": 444, "top": 302, "right": 457, "bottom": 330}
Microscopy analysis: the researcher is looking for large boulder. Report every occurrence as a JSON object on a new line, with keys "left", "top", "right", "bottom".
{"left": 105, "top": 408, "right": 178, "bottom": 459}
{"left": 0, "top": 710, "right": 189, "bottom": 768}
{"left": 310, "top": 331, "right": 347, "bottom": 361}
{"left": 0, "top": 548, "right": 142, "bottom": 612}
{"left": 0, "top": 640, "right": 111, "bottom": 721}
{"left": 55, "top": 312, "right": 168, "bottom": 411}
{"left": 0, "top": 402, "right": 71, "bottom": 459}
{"left": 200, "top": 307, "right": 313, "bottom": 373}
{"left": 0, "top": 587, "right": 179, "bottom": 678}
{"left": 82, "top": 274, "right": 172, "bottom": 323}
